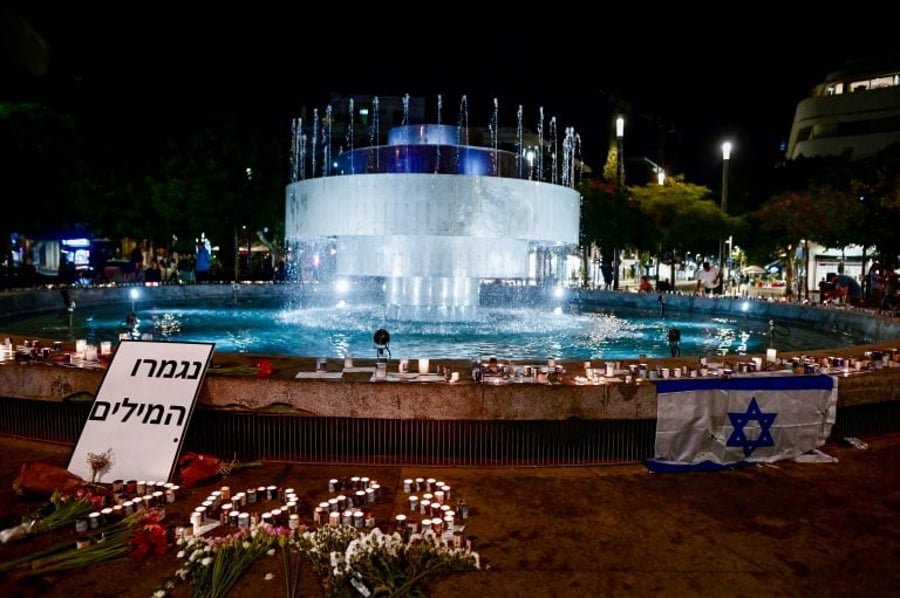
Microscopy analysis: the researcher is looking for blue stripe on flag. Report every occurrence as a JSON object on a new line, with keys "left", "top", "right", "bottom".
{"left": 645, "top": 459, "right": 753, "bottom": 474}
{"left": 653, "top": 373, "right": 834, "bottom": 394}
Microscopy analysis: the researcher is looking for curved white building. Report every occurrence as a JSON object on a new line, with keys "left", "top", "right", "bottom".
{"left": 787, "top": 56, "right": 900, "bottom": 160}
{"left": 285, "top": 121, "right": 581, "bottom": 321}
{"left": 786, "top": 56, "right": 900, "bottom": 297}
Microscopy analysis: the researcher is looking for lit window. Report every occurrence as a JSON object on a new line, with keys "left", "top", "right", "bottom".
{"left": 870, "top": 75, "right": 895, "bottom": 89}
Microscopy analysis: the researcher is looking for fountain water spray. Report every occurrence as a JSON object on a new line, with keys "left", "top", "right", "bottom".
{"left": 285, "top": 94, "right": 581, "bottom": 321}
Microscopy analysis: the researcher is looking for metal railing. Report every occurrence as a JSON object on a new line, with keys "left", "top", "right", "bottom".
{"left": 0, "top": 398, "right": 896, "bottom": 467}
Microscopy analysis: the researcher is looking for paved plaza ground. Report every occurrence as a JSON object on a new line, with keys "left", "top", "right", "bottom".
{"left": 0, "top": 432, "right": 898, "bottom": 597}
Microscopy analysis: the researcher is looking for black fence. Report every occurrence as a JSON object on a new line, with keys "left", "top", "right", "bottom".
{"left": 1, "top": 398, "right": 897, "bottom": 467}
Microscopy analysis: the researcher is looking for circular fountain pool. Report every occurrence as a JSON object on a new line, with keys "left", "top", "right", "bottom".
{"left": 0, "top": 298, "right": 871, "bottom": 360}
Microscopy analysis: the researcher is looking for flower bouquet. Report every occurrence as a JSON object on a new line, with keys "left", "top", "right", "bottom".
{"left": 126, "top": 508, "right": 168, "bottom": 561}
{"left": 175, "top": 452, "right": 261, "bottom": 488}
{"left": 0, "top": 488, "right": 103, "bottom": 544}
{"left": 295, "top": 525, "right": 481, "bottom": 597}
{"left": 169, "top": 524, "right": 282, "bottom": 598}
{"left": 11, "top": 461, "right": 86, "bottom": 496}
{"left": 0, "top": 508, "right": 160, "bottom": 579}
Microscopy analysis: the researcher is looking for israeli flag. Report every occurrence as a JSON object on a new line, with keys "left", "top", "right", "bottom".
{"left": 648, "top": 373, "right": 838, "bottom": 472}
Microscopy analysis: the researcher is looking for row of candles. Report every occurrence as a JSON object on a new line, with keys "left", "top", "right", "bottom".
{"left": 73, "top": 339, "right": 113, "bottom": 362}
{"left": 74, "top": 480, "right": 181, "bottom": 547}
{"left": 0, "top": 337, "right": 113, "bottom": 363}
{"left": 187, "top": 484, "right": 304, "bottom": 536}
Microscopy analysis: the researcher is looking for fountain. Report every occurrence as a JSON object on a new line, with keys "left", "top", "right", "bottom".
{"left": 285, "top": 95, "right": 581, "bottom": 321}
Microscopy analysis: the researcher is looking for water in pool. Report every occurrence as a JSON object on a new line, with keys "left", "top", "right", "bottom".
{"left": 0, "top": 301, "right": 869, "bottom": 360}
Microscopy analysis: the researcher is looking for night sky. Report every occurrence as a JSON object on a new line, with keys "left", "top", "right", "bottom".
{"left": 3, "top": 8, "right": 897, "bottom": 191}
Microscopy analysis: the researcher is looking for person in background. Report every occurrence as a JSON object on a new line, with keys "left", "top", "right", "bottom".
{"left": 601, "top": 262, "right": 614, "bottom": 290}
{"left": 866, "top": 262, "right": 883, "bottom": 307}
{"left": 128, "top": 242, "right": 144, "bottom": 283}
{"left": 695, "top": 261, "right": 721, "bottom": 295}
{"left": 828, "top": 272, "right": 862, "bottom": 305}
{"left": 667, "top": 328, "right": 681, "bottom": 357}
{"left": 177, "top": 252, "right": 194, "bottom": 283}
{"left": 167, "top": 251, "right": 181, "bottom": 282}
{"left": 881, "top": 264, "right": 898, "bottom": 310}
{"left": 638, "top": 275, "right": 654, "bottom": 293}
{"left": 194, "top": 241, "right": 211, "bottom": 282}
{"left": 143, "top": 259, "right": 162, "bottom": 284}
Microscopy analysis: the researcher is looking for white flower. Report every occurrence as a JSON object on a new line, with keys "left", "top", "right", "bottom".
{"left": 201, "top": 556, "right": 213, "bottom": 567}
{"left": 266, "top": 548, "right": 276, "bottom": 557}
{"left": 153, "top": 591, "right": 166, "bottom": 597}
{"left": 176, "top": 550, "right": 185, "bottom": 558}
{"left": 264, "top": 572, "right": 274, "bottom": 581}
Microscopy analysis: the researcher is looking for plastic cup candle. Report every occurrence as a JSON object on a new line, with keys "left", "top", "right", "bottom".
{"left": 100, "top": 341, "right": 112, "bottom": 355}
{"left": 75, "top": 339, "right": 87, "bottom": 357}
{"left": 394, "top": 513, "right": 407, "bottom": 532}
{"left": 344, "top": 355, "right": 353, "bottom": 369}
{"left": 418, "top": 358, "right": 430, "bottom": 373}
{"left": 766, "top": 348, "right": 778, "bottom": 363}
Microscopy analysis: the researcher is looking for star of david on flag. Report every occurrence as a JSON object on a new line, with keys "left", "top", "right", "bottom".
{"left": 727, "top": 396, "right": 777, "bottom": 457}
{"left": 648, "top": 373, "right": 837, "bottom": 472}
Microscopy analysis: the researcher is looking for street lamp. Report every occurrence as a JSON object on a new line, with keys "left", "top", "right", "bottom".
{"left": 719, "top": 141, "right": 732, "bottom": 293}
{"left": 616, "top": 116, "right": 625, "bottom": 187}
{"left": 614, "top": 115, "right": 625, "bottom": 290}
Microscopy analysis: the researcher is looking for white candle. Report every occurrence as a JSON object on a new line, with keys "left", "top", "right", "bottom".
{"left": 75, "top": 339, "right": 87, "bottom": 357}
{"left": 100, "top": 341, "right": 112, "bottom": 355}
{"left": 418, "top": 358, "right": 430, "bottom": 374}
{"left": 344, "top": 355, "right": 353, "bottom": 369}
{"left": 766, "top": 348, "right": 777, "bottom": 363}
{"left": 84, "top": 345, "right": 98, "bottom": 362}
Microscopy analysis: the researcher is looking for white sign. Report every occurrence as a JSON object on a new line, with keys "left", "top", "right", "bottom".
{"left": 68, "top": 340, "right": 215, "bottom": 483}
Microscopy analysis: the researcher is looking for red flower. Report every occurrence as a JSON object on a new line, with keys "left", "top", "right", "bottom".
{"left": 177, "top": 452, "right": 224, "bottom": 488}
{"left": 256, "top": 359, "right": 273, "bottom": 378}
{"left": 127, "top": 509, "right": 168, "bottom": 561}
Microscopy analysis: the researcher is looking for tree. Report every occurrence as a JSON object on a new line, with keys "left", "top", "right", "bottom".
{"left": 629, "top": 175, "right": 743, "bottom": 283}
{"left": 579, "top": 178, "right": 646, "bottom": 286}
{"left": 114, "top": 123, "right": 287, "bottom": 279}
{"left": 752, "top": 187, "right": 865, "bottom": 299}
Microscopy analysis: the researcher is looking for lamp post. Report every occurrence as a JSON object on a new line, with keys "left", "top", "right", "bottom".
{"left": 719, "top": 141, "right": 732, "bottom": 294}
{"left": 614, "top": 115, "right": 624, "bottom": 291}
